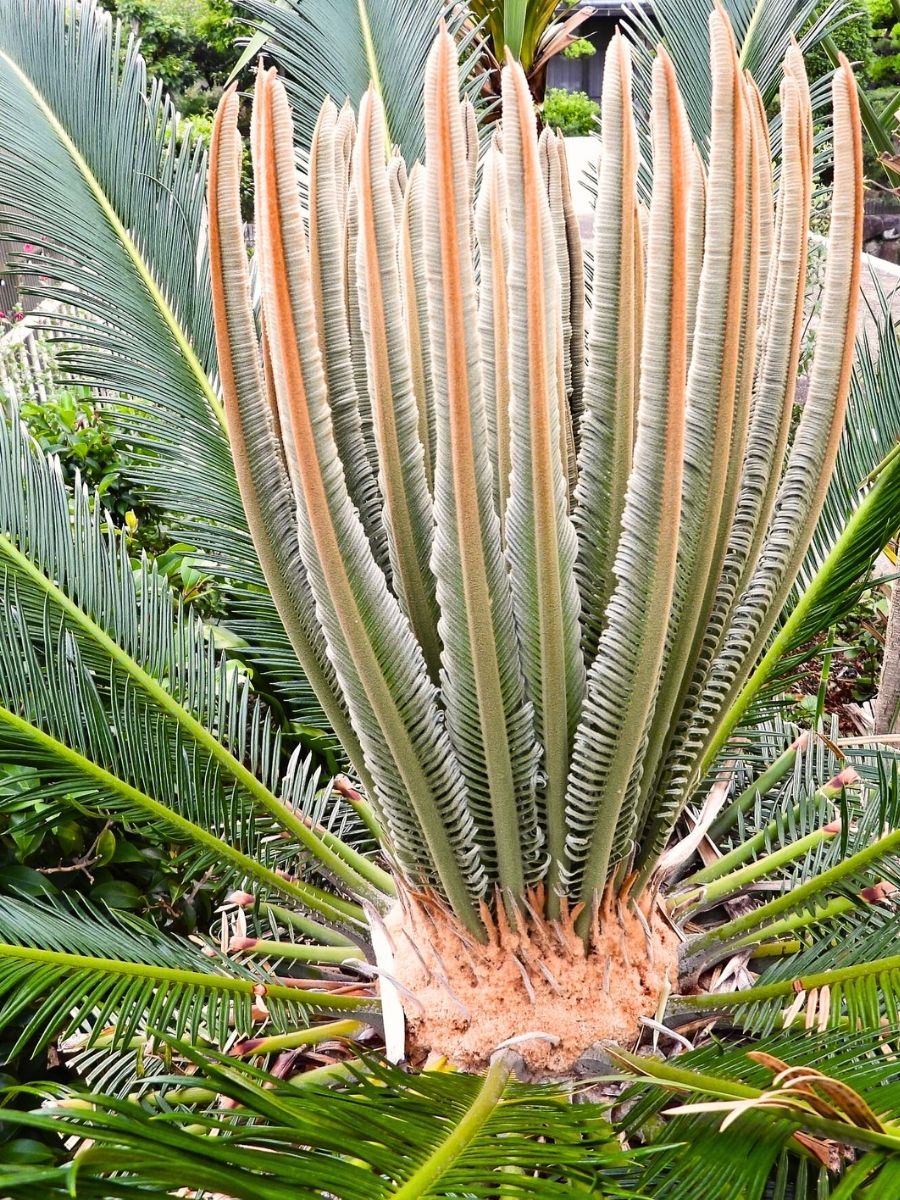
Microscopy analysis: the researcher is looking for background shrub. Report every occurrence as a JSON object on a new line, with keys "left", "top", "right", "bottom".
{"left": 542, "top": 86, "right": 599, "bottom": 135}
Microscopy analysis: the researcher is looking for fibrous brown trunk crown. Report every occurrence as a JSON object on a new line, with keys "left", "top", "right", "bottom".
{"left": 380, "top": 886, "right": 679, "bottom": 1077}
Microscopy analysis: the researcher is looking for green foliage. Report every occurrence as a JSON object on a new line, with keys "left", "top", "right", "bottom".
{"left": 802, "top": 3, "right": 872, "bottom": 82}
{"left": 618, "top": 1029, "right": 900, "bottom": 1199}
{"left": 868, "top": 0, "right": 896, "bottom": 32}
{"left": 0, "top": 0, "right": 329, "bottom": 725}
{"left": 542, "top": 86, "right": 599, "bottom": 134}
{"left": 0, "top": 1049, "right": 639, "bottom": 1198}
{"left": 18, "top": 390, "right": 162, "bottom": 535}
{"left": 0, "top": 5, "right": 899, "bottom": 1199}
{"left": 863, "top": 0, "right": 900, "bottom": 85}
{"left": 99, "top": 0, "right": 246, "bottom": 110}
{"left": 562, "top": 36, "right": 596, "bottom": 59}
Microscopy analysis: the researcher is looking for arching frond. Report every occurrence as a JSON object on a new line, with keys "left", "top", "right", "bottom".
{"left": 0, "top": 411, "right": 387, "bottom": 919}
{"left": 239, "top": 0, "right": 474, "bottom": 159}
{"left": 626, "top": 0, "right": 853, "bottom": 155}
{"left": 0, "top": 894, "right": 370, "bottom": 1056}
{"left": 618, "top": 1028, "right": 900, "bottom": 1200}
{"left": 0, "top": 0, "right": 317, "bottom": 721}
{"left": 0, "top": 1048, "right": 637, "bottom": 1198}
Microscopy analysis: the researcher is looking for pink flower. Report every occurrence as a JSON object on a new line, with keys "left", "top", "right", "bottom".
{"left": 22, "top": 243, "right": 36, "bottom": 254}
{"left": 38, "top": 275, "right": 50, "bottom": 285}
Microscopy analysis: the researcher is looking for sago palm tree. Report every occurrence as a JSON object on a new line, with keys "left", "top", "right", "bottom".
{"left": 1, "top": 0, "right": 900, "bottom": 1195}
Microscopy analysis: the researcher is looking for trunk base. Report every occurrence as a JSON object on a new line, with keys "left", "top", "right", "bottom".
{"left": 381, "top": 889, "right": 679, "bottom": 1077}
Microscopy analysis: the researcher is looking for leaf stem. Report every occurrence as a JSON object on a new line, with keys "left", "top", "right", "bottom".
{"left": 0, "top": 702, "right": 363, "bottom": 927}
{"left": 0, "top": 532, "right": 387, "bottom": 902}
{"left": 689, "top": 826, "right": 900, "bottom": 951}
{"left": 684, "top": 771, "right": 853, "bottom": 891}
{"left": 678, "top": 825, "right": 837, "bottom": 910}
{"left": 676, "top": 952, "right": 900, "bottom": 1014}
{"left": 233, "top": 1019, "right": 363, "bottom": 1055}
{"left": 389, "top": 1053, "right": 513, "bottom": 1199}
{"left": 706, "top": 734, "right": 808, "bottom": 843}
{"left": 231, "top": 939, "right": 365, "bottom": 964}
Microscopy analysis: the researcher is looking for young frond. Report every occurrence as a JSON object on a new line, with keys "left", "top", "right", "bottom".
{"left": 209, "top": 10, "right": 866, "bottom": 936}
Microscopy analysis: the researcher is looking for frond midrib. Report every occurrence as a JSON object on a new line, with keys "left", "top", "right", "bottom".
{"left": 0, "top": 942, "right": 371, "bottom": 1010}
{"left": 0, "top": 49, "right": 226, "bottom": 431}
{"left": 0, "top": 697, "right": 361, "bottom": 926}
{"left": 389, "top": 1053, "right": 512, "bottom": 1198}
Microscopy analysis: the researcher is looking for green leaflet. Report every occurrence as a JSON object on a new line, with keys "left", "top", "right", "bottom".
{"left": 0, "top": 1048, "right": 633, "bottom": 1198}
{"left": 239, "top": 0, "right": 473, "bottom": 159}
{"left": 0, "top": 0, "right": 319, "bottom": 722}
{"left": 0, "top": 895, "right": 368, "bottom": 1055}
{"left": 0, "top": 411, "right": 378, "bottom": 914}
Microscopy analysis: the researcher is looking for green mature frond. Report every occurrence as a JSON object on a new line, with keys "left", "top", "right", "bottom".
{"left": 698, "top": 413, "right": 900, "bottom": 780}
{"left": 0, "top": 411, "right": 385, "bottom": 917}
{"left": 0, "top": 1048, "right": 639, "bottom": 1198}
{"left": 0, "top": 0, "right": 318, "bottom": 722}
{"left": 626, "top": 0, "right": 853, "bottom": 154}
{"left": 713, "top": 905, "right": 900, "bottom": 1035}
{"left": 0, "top": 894, "right": 369, "bottom": 1056}
{"left": 239, "top": 0, "right": 473, "bottom": 159}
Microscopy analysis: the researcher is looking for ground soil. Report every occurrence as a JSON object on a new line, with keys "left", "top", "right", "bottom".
{"left": 791, "top": 635, "right": 882, "bottom": 734}
{"left": 382, "top": 888, "right": 680, "bottom": 1078}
